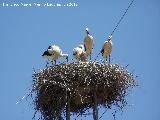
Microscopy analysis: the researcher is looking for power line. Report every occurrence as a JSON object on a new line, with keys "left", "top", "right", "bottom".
{"left": 94, "top": 0, "right": 135, "bottom": 61}
{"left": 99, "top": 109, "right": 108, "bottom": 119}
{"left": 110, "top": 0, "right": 135, "bottom": 36}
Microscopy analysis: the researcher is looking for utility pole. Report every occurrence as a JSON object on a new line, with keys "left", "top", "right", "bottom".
{"left": 93, "top": 87, "right": 98, "bottom": 120}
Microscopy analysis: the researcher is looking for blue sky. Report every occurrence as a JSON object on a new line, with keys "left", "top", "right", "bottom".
{"left": 0, "top": 0, "right": 160, "bottom": 120}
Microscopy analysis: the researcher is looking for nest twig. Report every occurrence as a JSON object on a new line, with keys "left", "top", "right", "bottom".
{"left": 32, "top": 61, "right": 137, "bottom": 120}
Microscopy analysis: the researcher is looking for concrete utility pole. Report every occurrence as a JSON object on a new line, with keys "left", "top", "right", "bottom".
{"left": 93, "top": 88, "right": 98, "bottom": 120}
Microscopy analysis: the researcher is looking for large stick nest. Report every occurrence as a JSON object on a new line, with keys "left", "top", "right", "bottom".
{"left": 32, "top": 61, "right": 137, "bottom": 120}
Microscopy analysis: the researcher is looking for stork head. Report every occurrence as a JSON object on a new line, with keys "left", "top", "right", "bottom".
{"left": 107, "top": 35, "right": 112, "bottom": 42}
{"left": 78, "top": 44, "right": 85, "bottom": 50}
{"left": 47, "top": 46, "right": 52, "bottom": 50}
{"left": 86, "top": 27, "right": 90, "bottom": 35}
{"left": 108, "top": 35, "right": 112, "bottom": 40}
{"left": 86, "top": 28, "right": 89, "bottom": 31}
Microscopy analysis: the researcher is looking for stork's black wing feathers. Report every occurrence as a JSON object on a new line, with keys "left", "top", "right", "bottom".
{"left": 42, "top": 51, "right": 52, "bottom": 56}
{"left": 84, "top": 44, "right": 87, "bottom": 51}
{"left": 101, "top": 48, "right": 104, "bottom": 55}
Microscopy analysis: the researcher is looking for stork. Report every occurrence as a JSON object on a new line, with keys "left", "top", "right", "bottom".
{"left": 73, "top": 44, "right": 87, "bottom": 62}
{"left": 42, "top": 50, "right": 55, "bottom": 65}
{"left": 78, "top": 44, "right": 85, "bottom": 51}
{"left": 42, "top": 45, "right": 68, "bottom": 65}
{"left": 101, "top": 36, "right": 113, "bottom": 63}
{"left": 84, "top": 28, "right": 94, "bottom": 60}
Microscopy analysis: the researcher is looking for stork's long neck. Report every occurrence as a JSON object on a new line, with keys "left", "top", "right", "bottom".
{"left": 61, "top": 53, "right": 69, "bottom": 62}
{"left": 86, "top": 30, "right": 90, "bottom": 35}
{"left": 61, "top": 53, "right": 68, "bottom": 57}
{"left": 108, "top": 39, "right": 113, "bottom": 45}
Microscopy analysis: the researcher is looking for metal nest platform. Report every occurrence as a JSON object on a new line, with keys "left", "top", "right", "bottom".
{"left": 32, "top": 61, "right": 137, "bottom": 120}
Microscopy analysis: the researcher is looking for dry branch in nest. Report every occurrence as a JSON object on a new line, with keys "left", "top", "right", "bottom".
{"left": 32, "top": 61, "right": 137, "bottom": 120}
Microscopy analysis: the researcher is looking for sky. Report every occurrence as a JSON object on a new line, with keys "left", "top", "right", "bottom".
{"left": 0, "top": 0, "right": 160, "bottom": 120}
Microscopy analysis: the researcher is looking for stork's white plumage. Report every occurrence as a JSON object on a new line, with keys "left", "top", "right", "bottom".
{"left": 101, "top": 36, "right": 113, "bottom": 63}
{"left": 84, "top": 28, "right": 93, "bottom": 60}
{"left": 78, "top": 44, "right": 85, "bottom": 51}
{"left": 73, "top": 45, "right": 87, "bottom": 62}
{"left": 42, "top": 45, "right": 68, "bottom": 64}
{"left": 47, "top": 45, "right": 61, "bottom": 55}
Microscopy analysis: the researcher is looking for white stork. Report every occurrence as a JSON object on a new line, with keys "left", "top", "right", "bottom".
{"left": 78, "top": 44, "right": 85, "bottom": 51}
{"left": 84, "top": 28, "right": 94, "bottom": 60}
{"left": 42, "top": 45, "right": 68, "bottom": 64}
{"left": 42, "top": 50, "right": 54, "bottom": 65}
{"left": 73, "top": 44, "right": 87, "bottom": 62}
{"left": 101, "top": 36, "right": 113, "bottom": 63}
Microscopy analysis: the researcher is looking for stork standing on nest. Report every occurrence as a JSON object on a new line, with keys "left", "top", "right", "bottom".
{"left": 42, "top": 45, "right": 68, "bottom": 65}
{"left": 101, "top": 36, "right": 113, "bottom": 63}
{"left": 73, "top": 44, "right": 87, "bottom": 62}
{"left": 84, "top": 28, "right": 94, "bottom": 60}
